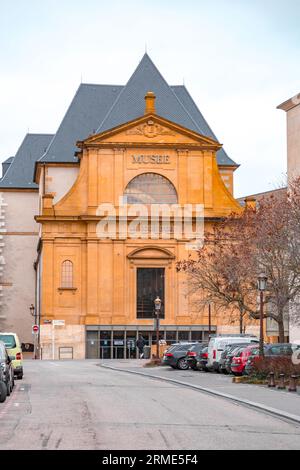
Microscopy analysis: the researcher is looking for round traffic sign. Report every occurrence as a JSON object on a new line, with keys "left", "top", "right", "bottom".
{"left": 32, "top": 325, "right": 39, "bottom": 333}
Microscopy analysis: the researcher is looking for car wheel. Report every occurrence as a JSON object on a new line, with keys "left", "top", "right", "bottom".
{"left": 0, "top": 381, "right": 7, "bottom": 403}
{"left": 17, "top": 374, "right": 23, "bottom": 380}
{"left": 177, "top": 358, "right": 189, "bottom": 370}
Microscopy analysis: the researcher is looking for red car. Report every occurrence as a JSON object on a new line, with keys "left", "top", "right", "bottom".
{"left": 231, "top": 344, "right": 258, "bottom": 376}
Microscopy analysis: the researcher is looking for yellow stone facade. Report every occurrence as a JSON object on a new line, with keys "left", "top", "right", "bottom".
{"left": 35, "top": 95, "right": 254, "bottom": 359}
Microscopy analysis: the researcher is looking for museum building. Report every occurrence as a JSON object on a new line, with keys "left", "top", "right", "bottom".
{"left": 0, "top": 54, "right": 254, "bottom": 359}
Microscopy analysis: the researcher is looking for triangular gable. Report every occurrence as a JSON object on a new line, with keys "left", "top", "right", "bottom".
{"left": 81, "top": 113, "right": 222, "bottom": 149}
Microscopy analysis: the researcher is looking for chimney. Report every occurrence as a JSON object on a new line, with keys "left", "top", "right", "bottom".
{"left": 144, "top": 91, "right": 156, "bottom": 114}
{"left": 244, "top": 196, "right": 256, "bottom": 210}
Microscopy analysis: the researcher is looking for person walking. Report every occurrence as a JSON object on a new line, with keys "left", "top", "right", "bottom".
{"left": 136, "top": 335, "right": 146, "bottom": 359}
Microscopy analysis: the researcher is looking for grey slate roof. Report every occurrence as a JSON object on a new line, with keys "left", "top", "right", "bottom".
{"left": 39, "top": 84, "right": 123, "bottom": 163}
{"left": 0, "top": 134, "right": 53, "bottom": 189}
{"left": 170, "top": 86, "right": 236, "bottom": 166}
{"left": 39, "top": 54, "right": 237, "bottom": 167}
{"left": 1, "top": 157, "right": 14, "bottom": 178}
{"left": 2, "top": 54, "right": 236, "bottom": 189}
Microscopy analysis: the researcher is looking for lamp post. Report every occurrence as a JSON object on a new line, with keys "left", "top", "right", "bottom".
{"left": 257, "top": 273, "right": 268, "bottom": 357}
{"left": 154, "top": 296, "right": 161, "bottom": 360}
{"left": 208, "top": 302, "right": 212, "bottom": 338}
{"left": 29, "top": 304, "right": 37, "bottom": 359}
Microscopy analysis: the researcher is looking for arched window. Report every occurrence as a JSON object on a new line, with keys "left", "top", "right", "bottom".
{"left": 61, "top": 260, "right": 73, "bottom": 288}
{"left": 124, "top": 173, "right": 178, "bottom": 204}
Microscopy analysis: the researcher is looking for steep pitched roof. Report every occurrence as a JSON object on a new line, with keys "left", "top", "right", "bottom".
{"left": 96, "top": 54, "right": 236, "bottom": 166}
{"left": 1, "top": 156, "right": 14, "bottom": 178}
{"left": 0, "top": 134, "right": 53, "bottom": 189}
{"left": 39, "top": 84, "right": 123, "bottom": 163}
{"left": 11, "top": 54, "right": 236, "bottom": 174}
{"left": 171, "top": 86, "right": 236, "bottom": 166}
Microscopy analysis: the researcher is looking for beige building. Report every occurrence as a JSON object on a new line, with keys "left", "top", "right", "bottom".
{"left": 278, "top": 93, "right": 300, "bottom": 342}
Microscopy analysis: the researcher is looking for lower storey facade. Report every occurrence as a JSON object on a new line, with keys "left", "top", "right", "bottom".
{"left": 40, "top": 324, "right": 217, "bottom": 360}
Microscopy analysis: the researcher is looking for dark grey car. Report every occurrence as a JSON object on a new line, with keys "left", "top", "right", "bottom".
{"left": 163, "top": 342, "right": 198, "bottom": 370}
{"left": 0, "top": 340, "right": 14, "bottom": 403}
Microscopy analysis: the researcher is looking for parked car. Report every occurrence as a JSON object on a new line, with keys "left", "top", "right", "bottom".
{"left": 0, "top": 340, "right": 14, "bottom": 403}
{"left": 224, "top": 345, "right": 249, "bottom": 374}
{"left": 186, "top": 343, "right": 208, "bottom": 370}
{"left": 245, "top": 343, "right": 300, "bottom": 375}
{"left": 207, "top": 335, "right": 259, "bottom": 372}
{"left": 231, "top": 344, "right": 259, "bottom": 376}
{"left": 219, "top": 342, "right": 254, "bottom": 374}
{"left": 163, "top": 342, "right": 198, "bottom": 370}
{"left": 196, "top": 346, "right": 209, "bottom": 371}
{"left": 0, "top": 332, "right": 23, "bottom": 379}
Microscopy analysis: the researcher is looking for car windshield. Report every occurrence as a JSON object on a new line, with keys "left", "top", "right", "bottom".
{"left": 0, "top": 334, "right": 16, "bottom": 349}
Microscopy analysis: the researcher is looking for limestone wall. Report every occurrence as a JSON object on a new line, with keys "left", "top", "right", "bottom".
{"left": 40, "top": 324, "right": 85, "bottom": 360}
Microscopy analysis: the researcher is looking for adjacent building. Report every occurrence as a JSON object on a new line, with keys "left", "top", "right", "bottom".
{"left": 278, "top": 93, "right": 300, "bottom": 342}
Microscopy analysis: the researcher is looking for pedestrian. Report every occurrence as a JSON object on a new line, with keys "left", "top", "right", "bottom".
{"left": 136, "top": 335, "right": 146, "bottom": 359}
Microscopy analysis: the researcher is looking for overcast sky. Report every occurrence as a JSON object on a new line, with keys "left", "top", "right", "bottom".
{"left": 1, "top": 0, "right": 299, "bottom": 197}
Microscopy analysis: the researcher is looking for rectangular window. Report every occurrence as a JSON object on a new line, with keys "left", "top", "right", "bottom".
{"left": 137, "top": 268, "right": 165, "bottom": 319}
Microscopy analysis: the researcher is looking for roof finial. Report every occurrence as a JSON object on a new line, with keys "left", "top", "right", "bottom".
{"left": 144, "top": 91, "right": 156, "bottom": 114}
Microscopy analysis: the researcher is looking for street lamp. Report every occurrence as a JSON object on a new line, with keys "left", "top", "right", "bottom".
{"left": 257, "top": 273, "right": 268, "bottom": 357}
{"left": 29, "top": 304, "right": 35, "bottom": 317}
{"left": 29, "top": 304, "right": 37, "bottom": 359}
{"left": 154, "top": 296, "right": 161, "bottom": 360}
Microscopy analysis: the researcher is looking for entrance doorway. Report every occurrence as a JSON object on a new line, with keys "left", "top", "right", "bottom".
{"left": 137, "top": 268, "right": 165, "bottom": 319}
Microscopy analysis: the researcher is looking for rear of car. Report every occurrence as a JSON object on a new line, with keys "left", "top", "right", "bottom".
{"left": 186, "top": 343, "right": 208, "bottom": 370}
{"left": 231, "top": 344, "right": 258, "bottom": 376}
{"left": 163, "top": 342, "right": 197, "bottom": 370}
{"left": 207, "top": 336, "right": 259, "bottom": 372}
{"left": 196, "top": 346, "right": 209, "bottom": 371}
{"left": 0, "top": 333, "right": 23, "bottom": 379}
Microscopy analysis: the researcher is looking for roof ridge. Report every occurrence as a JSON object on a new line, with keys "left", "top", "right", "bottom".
{"left": 169, "top": 85, "right": 208, "bottom": 136}
{"left": 94, "top": 56, "right": 152, "bottom": 133}
{"left": 80, "top": 83, "right": 125, "bottom": 88}
{"left": 175, "top": 85, "right": 219, "bottom": 140}
{"left": 38, "top": 84, "right": 84, "bottom": 162}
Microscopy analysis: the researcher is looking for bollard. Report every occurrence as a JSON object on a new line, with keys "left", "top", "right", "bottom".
{"left": 288, "top": 374, "right": 298, "bottom": 392}
{"left": 268, "top": 372, "right": 276, "bottom": 388}
{"left": 277, "top": 373, "right": 286, "bottom": 390}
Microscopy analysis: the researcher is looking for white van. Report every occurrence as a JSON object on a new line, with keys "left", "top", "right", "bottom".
{"left": 207, "top": 335, "right": 259, "bottom": 371}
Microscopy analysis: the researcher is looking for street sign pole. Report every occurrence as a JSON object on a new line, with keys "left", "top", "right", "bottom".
{"left": 52, "top": 322, "right": 55, "bottom": 360}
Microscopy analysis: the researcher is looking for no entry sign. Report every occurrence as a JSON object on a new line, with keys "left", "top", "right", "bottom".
{"left": 32, "top": 325, "right": 39, "bottom": 334}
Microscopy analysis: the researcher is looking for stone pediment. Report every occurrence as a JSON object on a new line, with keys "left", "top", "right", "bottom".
{"left": 127, "top": 246, "right": 175, "bottom": 260}
{"left": 78, "top": 114, "right": 222, "bottom": 149}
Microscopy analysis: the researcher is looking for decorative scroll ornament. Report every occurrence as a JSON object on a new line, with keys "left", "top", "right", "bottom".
{"left": 126, "top": 121, "right": 175, "bottom": 138}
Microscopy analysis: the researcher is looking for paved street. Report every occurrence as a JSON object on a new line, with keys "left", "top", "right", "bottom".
{"left": 0, "top": 360, "right": 300, "bottom": 450}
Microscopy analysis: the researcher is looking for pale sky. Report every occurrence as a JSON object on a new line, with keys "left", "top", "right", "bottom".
{"left": 1, "top": 0, "right": 299, "bottom": 197}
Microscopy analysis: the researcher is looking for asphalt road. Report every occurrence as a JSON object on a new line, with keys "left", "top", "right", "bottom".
{"left": 0, "top": 360, "right": 300, "bottom": 450}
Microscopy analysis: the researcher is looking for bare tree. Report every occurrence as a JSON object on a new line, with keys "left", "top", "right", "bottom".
{"left": 178, "top": 186, "right": 300, "bottom": 342}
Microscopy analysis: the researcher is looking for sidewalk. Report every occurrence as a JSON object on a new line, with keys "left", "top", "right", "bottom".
{"left": 100, "top": 359, "right": 300, "bottom": 423}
